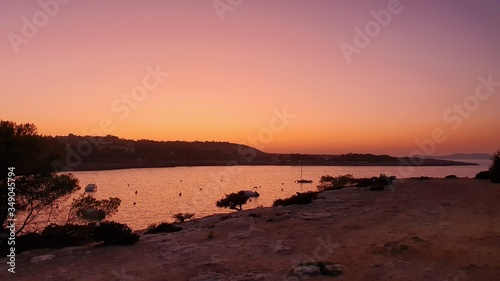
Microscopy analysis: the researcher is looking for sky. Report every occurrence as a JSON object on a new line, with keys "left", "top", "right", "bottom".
{"left": 1, "top": 0, "right": 499, "bottom": 156}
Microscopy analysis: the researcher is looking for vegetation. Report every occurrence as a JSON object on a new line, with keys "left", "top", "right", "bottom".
{"left": 93, "top": 221, "right": 139, "bottom": 245}
{"left": 145, "top": 222, "right": 183, "bottom": 234}
{"left": 475, "top": 171, "right": 490, "bottom": 180}
{"left": 0, "top": 121, "right": 80, "bottom": 234}
{"left": 317, "top": 174, "right": 354, "bottom": 191}
{"left": 489, "top": 151, "right": 500, "bottom": 183}
{"left": 173, "top": 212, "right": 194, "bottom": 223}
{"left": 273, "top": 191, "right": 318, "bottom": 207}
{"left": 216, "top": 191, "right": 250, "bottom": 211}
{"left": 445, "top": 175, "right": 458, "bottom": 179}
{"left": 42, "top": 223, "right": 94, "bottom": 248}
{"left": 66, "top": 195, "right": 121, "bottom": 224}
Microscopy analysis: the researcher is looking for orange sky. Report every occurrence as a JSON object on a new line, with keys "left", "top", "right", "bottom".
{"left": 1, "top": 0, "right": 499, "bottom": 155}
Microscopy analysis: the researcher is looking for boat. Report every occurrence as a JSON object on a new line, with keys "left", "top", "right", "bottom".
{"left": 243, "top": 190, "right": 260, "bottom": 197}
{"left": 296, "top": 166, "right": 313, "bottom": 183}
{"left": 85, "top": 183, "right": 97, "bottom": 192}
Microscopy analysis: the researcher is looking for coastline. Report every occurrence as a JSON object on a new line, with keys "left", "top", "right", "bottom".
{"left": 2, "top": 178, "right": 499, "bottom": 280}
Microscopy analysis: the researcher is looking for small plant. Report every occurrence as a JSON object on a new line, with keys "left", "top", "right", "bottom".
{"left": 93, "top": 221, "right": 139, "bottom": 245}
{"left": 489, "top": 151, "right": 500, "bottom": 183}
{"left": 273, "top": 191, "right": 318, "bottom": 207}
{"left": 145, "top": 222, "right": 183, "bottom": 234}
{"left": 42, "top": 223, "right": 94, "bottom": 248}
{"left": 173, "top": 212, "right": 194, "bottom": 223}
{"left": 317, "top": 174, "right": 354, "bottom": 191}
{"left": 216, "top": 191, "right": 250, "bottom": 211}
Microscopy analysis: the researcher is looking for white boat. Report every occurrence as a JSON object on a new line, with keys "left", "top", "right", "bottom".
{"left": 243, "top": 190, "right": 260, "bottom": 197}
{"left": 85, "top": 183, "right": 97, "bottom": 192}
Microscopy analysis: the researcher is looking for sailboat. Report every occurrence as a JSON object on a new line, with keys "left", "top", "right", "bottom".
{"left": 296, "top": 166, "right": 313, "bottom": 183}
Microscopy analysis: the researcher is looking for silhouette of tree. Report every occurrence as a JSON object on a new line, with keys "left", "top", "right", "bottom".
{"left": 0, "top": 120, "right": 79, "bottom": 234}
{"left": 489, "top": 151, "right": 500, "bottom": 183}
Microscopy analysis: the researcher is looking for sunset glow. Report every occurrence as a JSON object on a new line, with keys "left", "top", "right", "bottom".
{"left": 1, "top": 0, "right": 499, "bottom": 155}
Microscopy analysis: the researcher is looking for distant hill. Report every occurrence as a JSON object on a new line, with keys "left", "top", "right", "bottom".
{"left": 416, "top": 153, "right": 492, "bottom": 160}
{"left": 49, "top": 135, "right": 478, "bottom": 171}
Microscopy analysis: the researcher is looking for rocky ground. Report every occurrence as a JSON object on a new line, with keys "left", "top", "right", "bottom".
{"left": 2, "top": 178, "right": 500, "bottom": 281}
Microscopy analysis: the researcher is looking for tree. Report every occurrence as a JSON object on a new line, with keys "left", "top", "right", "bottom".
{"left": 489, "top": 151, "right": 500, "bottom": 183}
{"left": 0, "top": 120, "right": 80, "bottom": 234}
{"left": 216, "top": 191, "right": 250, "bottom": 211}
{"left": 66, "top": 195, "right": 121, "bottom": 224}
{"left": 173, "top": 212, "right": 194, "bottom": 223}
{"left": 317, "top": 174, "right": 354, "bottom": 191}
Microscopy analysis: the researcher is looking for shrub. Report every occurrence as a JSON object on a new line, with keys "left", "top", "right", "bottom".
{"left": 145, "top": 222, "right": 183, "bottom": 234}
{"left": 216, "top": 191, "right": 250, "bottom": 211}
{"left": 489, "top": 151, "right": 500, "bottom": 183}
{"left": 173, "top": 212, "right": 194, "bottom": 223}
{"left": 317, "top": 174, "right": 354, "bottom": 191}
{"left": 445, "top": 175, "right": 457, "bottom": 179}
{"left": 273, "top": 191, "right": 318, "bottom": 207}
{"left": 475, "top": 171, "right": 490, "bottom": 180}
{"left": 67, "top": 195, "right": 121, "bottom": 224}
{"left": 13, "top": 233, "right": 45, "bottom": 254}
{"left": 93, "top": 221, "right": 139, "bottom": 245}
{"left": 42, "top": 223, "right": 94, "bottom": 248}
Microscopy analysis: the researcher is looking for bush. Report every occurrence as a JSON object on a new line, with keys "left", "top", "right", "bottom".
{"left": 173, "top": 213, "right": 194, "bottom": 223}
{"left": 42, "top": 223, "right": 94, "bottom": 248}
{"left": 12, "top": 233, "right": 45, "bottom": 254}
{"left": 145, "top": 222, "right": 183, "bottom": 234}
{"left": 317, "top": 174, "right": 354, "bottom": 191}
{"left": 273, "top": 191, "right": 318, "bottom": 207}
{"left": 216, "top": 191, "right": 250, "bottom": 211}
{"left": 475, "top": 171, "right": 490, "bottom": 180}
{"left": 93, "top": 221, "right": 139, "bottom": 245}
{"left": 353, "top": 175, "right": 395, "bottom": 187}
{"left": 489, "top": 151, "right": 500, "bottom": 183}
{"left": 445, "top": 175, "right": 457, "bottom": 179}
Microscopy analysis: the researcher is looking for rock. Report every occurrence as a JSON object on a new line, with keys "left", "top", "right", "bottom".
{"left": 229, "top": 272, "right": 269, "bottom": 280}
{"left": 293, "top": 264, "right": 321, "bottom": 277}
{"left": 31, "top": 255, "right": 56, "bottom": 263}
{"left": 189, "top": 271, "right": 226, "bottom": 281}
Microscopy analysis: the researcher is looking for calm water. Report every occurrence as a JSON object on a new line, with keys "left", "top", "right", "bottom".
{"left": 64, "top": 160, "right": 490, "bottom": 230}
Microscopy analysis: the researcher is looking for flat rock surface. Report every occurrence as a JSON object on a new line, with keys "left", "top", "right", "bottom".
{"left": 2, "top": 178, "right": 500, "bottom": 280}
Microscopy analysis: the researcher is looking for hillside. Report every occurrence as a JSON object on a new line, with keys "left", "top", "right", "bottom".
{"left": 47, "top": 135, "right": 477, "bottom": 171}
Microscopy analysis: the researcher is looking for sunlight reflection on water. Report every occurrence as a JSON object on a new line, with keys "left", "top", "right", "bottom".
{"left": 65, "top": 161, "right": 488, "bottom": 230}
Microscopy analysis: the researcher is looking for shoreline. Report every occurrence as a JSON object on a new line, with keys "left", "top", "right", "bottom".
{"left": 61, "top": 161, "right": 479, "bottom": 172}
{"left": 2, "top": 178, "right": 499, "bottom": 280}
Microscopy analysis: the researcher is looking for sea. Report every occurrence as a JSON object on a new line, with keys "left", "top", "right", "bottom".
{"left": 59, "top": 159, "right": 490, "bottom": 230}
